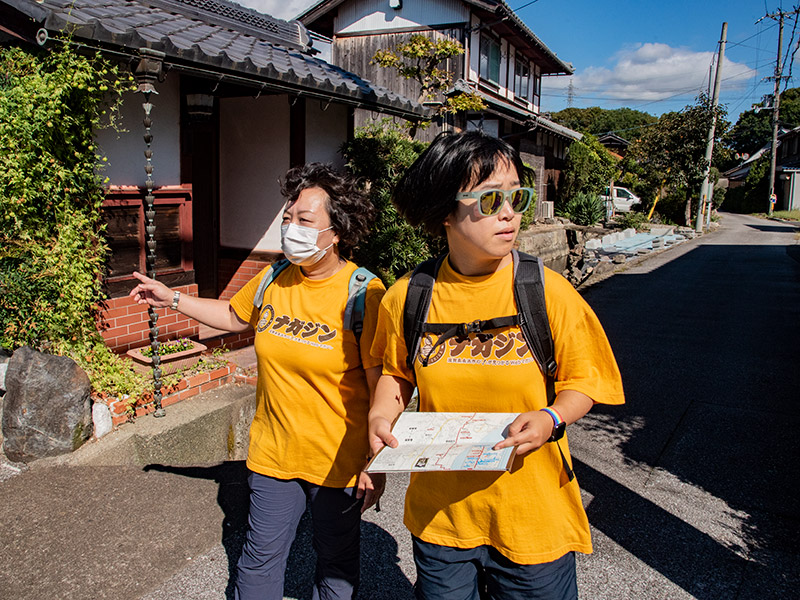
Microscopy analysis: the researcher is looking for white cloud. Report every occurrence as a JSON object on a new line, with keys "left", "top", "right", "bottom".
{"left": 543, "top": 42, "right": 756, "bottom": 105}
{"left": 233, "top": 0, "right": 317, "bottom": 20}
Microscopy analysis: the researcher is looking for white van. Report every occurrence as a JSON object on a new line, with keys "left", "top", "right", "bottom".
{"left": 601, "top": 186, "right": 641, "bottom": 213}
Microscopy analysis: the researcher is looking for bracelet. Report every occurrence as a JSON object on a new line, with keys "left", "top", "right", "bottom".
{"left": 540, "top": 407, "right": 566, "bottom": 442}
{"left": 540, "top": 407, "right": 564, "bottom": 427}
{"left": 170, "top": 290, "right": 181, "bottom": 311}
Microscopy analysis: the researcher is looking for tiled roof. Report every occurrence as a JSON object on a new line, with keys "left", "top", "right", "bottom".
{"left": 5, "top": 0, "right": 425, "bottom": 118}
{"left": 472, "top": 0, "right": 573, "bottom": 75}
{"left": 450, "top": 79, "right": 582, "bottom": 141}
{"left": 298, "top": 0, "right": 573, "bottom": 75}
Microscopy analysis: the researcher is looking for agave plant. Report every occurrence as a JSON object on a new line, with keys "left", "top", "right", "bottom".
{"left": 557, "top": 193, "right": 606, "bottom": 226}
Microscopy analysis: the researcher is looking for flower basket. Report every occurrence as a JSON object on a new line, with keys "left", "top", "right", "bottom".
{"left": 126, "top": 340, "right": 207, "bottom": 375}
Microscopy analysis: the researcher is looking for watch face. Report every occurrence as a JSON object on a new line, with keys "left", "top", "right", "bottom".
{"left": 550, "top": 422, "right": 566, "bottom": 442}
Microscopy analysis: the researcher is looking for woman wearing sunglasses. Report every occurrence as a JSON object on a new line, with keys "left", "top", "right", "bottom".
{"left": 368, "top": 131, "right": 624, "bottom": 599}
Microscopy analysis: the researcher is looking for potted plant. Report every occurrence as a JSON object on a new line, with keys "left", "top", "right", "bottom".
{"left": 126, "top": 338, "right": 207, "bottom": 374}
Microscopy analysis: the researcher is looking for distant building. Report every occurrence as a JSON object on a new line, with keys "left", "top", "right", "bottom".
{"left": 723, "top": 124, "right": 800, "bottom": 211}
{"left": 1, "top": 0, "right": 423, "bottom": 351}
{"left": 596, "top": 132, "right": 630, "bottom": 159}
{"left": 298, "top": 0, "right": 583, "bottom": 212}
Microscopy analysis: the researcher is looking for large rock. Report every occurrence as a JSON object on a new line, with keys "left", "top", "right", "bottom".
{"left": 2, "top": 346, "right": 92, "bottom": 463}
{"left": 0, "top": 348, "right": 10, "bottom": 450}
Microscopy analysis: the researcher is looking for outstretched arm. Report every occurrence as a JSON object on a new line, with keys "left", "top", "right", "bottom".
{"left": 129, "top": 271, "right": 251, "bottom": 333}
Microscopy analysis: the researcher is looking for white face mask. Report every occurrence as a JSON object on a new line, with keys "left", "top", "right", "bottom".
{"left": 280, "top": 223, "right": 334, "bottom": 266}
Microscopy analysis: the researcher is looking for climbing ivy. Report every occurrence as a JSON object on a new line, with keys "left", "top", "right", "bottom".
{"left": 0, "top": 42, "right": 132, "bottom": 350}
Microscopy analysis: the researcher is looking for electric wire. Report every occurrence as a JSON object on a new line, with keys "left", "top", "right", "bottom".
{"left": 782, "top": 12, "right": 800, "bottom": 91}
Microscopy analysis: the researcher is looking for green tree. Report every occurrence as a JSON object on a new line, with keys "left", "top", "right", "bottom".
{"left": 628, "top": 95, "right": 728, "bottom": 226}
{"left": 558, "top": 133, "right": 618, "bottom": 205}
{"left": 372, "top": 34, "right": 485, "bottom": 115}
{"left": 726, "top": 87, "right": 800, "bottom": 155}
{"left": 0, "top": 43, "right": 130, "bottom": 349}
{"left": 342, "top": 122, "right": 443, "bottom": 285}
{"left": 723, "top": 154, "right": 770, "bottom": 214}
{"left": 550, "top": 106, "right": 657, "bottom": 138}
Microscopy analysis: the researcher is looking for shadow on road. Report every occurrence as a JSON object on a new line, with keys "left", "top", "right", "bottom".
{"left": 581, "top": 233, "right": 800, "bottom": 598}
{"left": 575, "top": 456, "right": 749, "bottom": 599}
{"left": 143, "top": 462, "right": 249, "bottom": 598}
{"left": 743, "top": 223, "right": 800, "bottom": 233}
{"left": 143, "top": 462, "right": 413, "bottom": 600}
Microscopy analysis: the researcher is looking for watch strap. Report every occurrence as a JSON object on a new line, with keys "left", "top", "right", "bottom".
{"left": 171, "top": 290, "right": 181, "bottom": 311}
{"left": 540, "top": 407, "right": 565, "bottom": 442}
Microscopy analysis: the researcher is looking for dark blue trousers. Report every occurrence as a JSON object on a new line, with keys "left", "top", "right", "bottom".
{"left": 412, "top": 537, "right": 577, "bottom": 600}
{"left": 234, "top": 472, "right": 363, "bottom": 600}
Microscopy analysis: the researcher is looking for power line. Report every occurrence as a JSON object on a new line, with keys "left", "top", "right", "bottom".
{"left": 727, "top": 20, "right": 779, "bottom": 49}
{"left": 783, "top": 12, "right": 800, "bottom": 91}
{"left": 511, "top": 0, "right": 542, "bottom": 11}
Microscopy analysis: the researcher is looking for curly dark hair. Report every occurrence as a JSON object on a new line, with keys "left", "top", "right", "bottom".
{"left": 280, "top": 163, "right": 375, "bottom": 257}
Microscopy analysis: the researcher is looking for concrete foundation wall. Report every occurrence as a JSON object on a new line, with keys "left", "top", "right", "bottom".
{"left": 516, "top": 227, "right": 570, "bottom": 262}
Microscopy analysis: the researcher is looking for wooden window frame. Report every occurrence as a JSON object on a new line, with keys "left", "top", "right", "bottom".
{"left": 514, "top": 58, "right": 530, "bottom": 104}
{"left": 479, "top": 32, "right": 502, "bottom": 87}
{"left": 532, "top": 66, "right": 542, "bottom": 108}
{"left": 102, "top": 186, "right": 194, "bottom": 295}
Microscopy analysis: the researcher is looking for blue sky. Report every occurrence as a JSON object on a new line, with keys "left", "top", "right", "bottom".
{"left": 239, "top": 0, "right": 796, "bottom": 121}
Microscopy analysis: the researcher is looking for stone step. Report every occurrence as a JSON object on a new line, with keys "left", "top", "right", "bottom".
{"left": 33, "top": 382, "right": 256, "bottom": 468}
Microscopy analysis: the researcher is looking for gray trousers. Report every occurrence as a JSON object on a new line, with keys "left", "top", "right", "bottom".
{"left": 234, "top": 472, "right": 363, "bottom": 600}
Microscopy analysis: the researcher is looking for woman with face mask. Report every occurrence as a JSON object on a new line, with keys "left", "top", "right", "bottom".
{"left": 129, "top": 163, "right": 385, "bottom": 600}
{"left": 368, "top": 132, "right": 624, "bottom": 600}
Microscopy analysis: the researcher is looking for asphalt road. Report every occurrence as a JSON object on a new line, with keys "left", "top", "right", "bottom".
{"left": 571, "top": 212, "right": 800, "bottom": 599}
{"left": 1, "top": 212, "right": 798, "bottom": 599}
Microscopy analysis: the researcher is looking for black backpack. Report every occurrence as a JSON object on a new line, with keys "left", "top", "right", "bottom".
{"left": 403, "top": 249, "right": 574, "bottom": 481}
{"left": 403, "top": 249, "right": 557, "bottom": 402}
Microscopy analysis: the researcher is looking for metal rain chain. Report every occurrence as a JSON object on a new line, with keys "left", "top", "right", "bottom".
{"left": 134, "top": 48, "right": 167, "bottom": 418}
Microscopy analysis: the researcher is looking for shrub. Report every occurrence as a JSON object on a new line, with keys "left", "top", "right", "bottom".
{"left": 342, "top": 121, "right": 444, "bottom": 285}
{"left": 614, "top": 210, "right": 649, "bottom": 230}
{"left": 0, "top": 43, "right": 130, "bottom": 350}
{"left": 724, "top": 156, "right": 770, "bottom": 214}
{"left": 557, "top": 193, "right": 606, "bottom": 226}
{"left": 52, "top": 338, "right": 148, "bottom": 398}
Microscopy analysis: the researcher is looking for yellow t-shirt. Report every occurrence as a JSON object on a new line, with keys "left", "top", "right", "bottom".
{"left": 231, "top": 261, "right": 385, "bottom": 488}
{"left": 372, "top": 257, "right": 624, "bottom": 564}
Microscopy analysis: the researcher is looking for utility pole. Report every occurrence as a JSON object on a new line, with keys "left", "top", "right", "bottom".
{"left": 696, "top": 22, "right": 727, "bottom": 233}
{"left": 758, "top": 8, "right": 799, "bottom": 216}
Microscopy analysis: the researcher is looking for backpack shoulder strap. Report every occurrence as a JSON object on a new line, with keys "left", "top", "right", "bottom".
{"left": 253, "top": 259, "right": 291, "bottom": 310}
{"left": 344, "top": 266, "right": 378, "bottom": 341}
{"left": 403, "top": 254, "right": 447, "bottom": 371}
{"left": 512, "top": 249, "right": 558, "bottom": 404}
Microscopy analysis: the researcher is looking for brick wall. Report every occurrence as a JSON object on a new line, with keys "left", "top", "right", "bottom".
{"left": 218, "top": 255, "right": 274, "bottom": 301}
{"left": 101, "top": 252, "right": 281, "bottom": 353}
{"left": 100, "top": 284, "right": 200, "bottom": 353}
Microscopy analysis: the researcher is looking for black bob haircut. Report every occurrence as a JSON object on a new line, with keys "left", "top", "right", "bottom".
{"left": 280, "top": 163, "right": 375, "bottom": 257}
{"left": 392, "top": 131, "right": 530, "bottom": 237}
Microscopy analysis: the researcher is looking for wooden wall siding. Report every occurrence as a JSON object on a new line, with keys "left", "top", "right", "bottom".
{"left": 519, "top": 151, "right": 547, "bottom": 207}
{"left": 335, "top": 0, "right": 468, "bottom": 34}
{"left": 333, "top": 29, "right": 465, "bottom": 105}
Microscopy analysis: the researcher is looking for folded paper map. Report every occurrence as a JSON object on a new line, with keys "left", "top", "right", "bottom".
{"left": 365, "top": 412, "right": 520, "bottom": 472}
